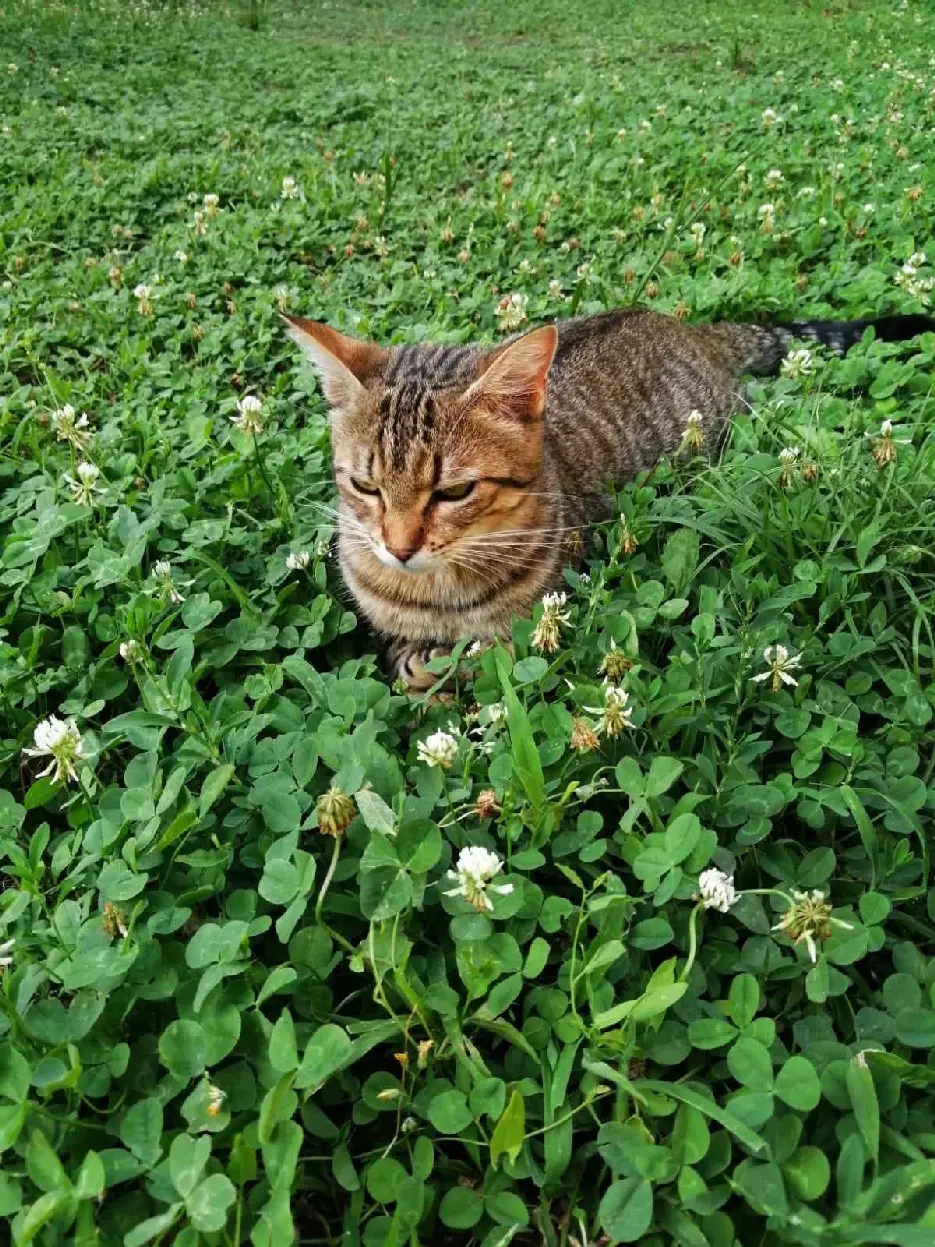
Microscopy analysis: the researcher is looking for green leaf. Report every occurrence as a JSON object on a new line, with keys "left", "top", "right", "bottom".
{"left": 256, "top": 966, "right": 298, "bottom": 1007}
{"left": 846, "top": 1055, "right": 880, "bottom": 1166}
{"left": 427, "top": 1090, "right": 473, "bottom": 1133}
{"left": 637, "top": 1080, "right": 767, "bottom": 1154}
{"left": 727, "top": 974, "right": 760, "bottom": 1029}
{"left": 598, "top": 1178, "right": 654, "bottom": 1243}
{"left": 783, "top": 1146, "right": 831, "bottom": 1201}
{"left": 294, "top": 1024, "right": 352, "bottom": 1092}
{"left": 199, "top": 764, "right": 234, "bottom": 817}
{"left": 727, "top": 1037, "right": 774, "bottom": 1092}
{"left": 663, "top": 813, "right": 701, "bottom": 864}
{"left": 119, "top": 1097, "right": 163, "bottom": 1167}
{"left": 186, "top": 1173, "right": 236, "bottom": 1232}
{"left": 158, "top": 1020, "right": 207, "bottom": 1081}
{"left": 688, "top": 1018, "right": 739, "bottom": 1049}
{"left": 169, "top": 1134, "right": 210, "bottom": 1198}
{"left": 489, "top": 1090, "right": 525, "bottom": 1169}
{"left": 269, "top": 1009, "right": 299, "bottom": 1073}
{"left": 356, "top": 788, "right": 396, "bottom": 836}
{"left": 774, "top": 1056, "right": 820, "bottom": 1111}
{"left": 439, "top": 1187, "right": 484, "bottom": 1229}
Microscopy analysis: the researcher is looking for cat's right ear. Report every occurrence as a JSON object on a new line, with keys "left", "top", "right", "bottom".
{"left": 282, "top": 316, "right": 386, "bottom": 408}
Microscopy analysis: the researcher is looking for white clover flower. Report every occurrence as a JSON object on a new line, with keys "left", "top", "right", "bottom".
{"left": 531, "top": 591, "right": 571, "bottom": 654}
{"left": 203, "top": 192, "right": 219, "bottom": 217}
{"left": 761, "top": 108, "right": 779, "bottom": 126}
{"left": 781, "top": 348, "right": 815, "bottom": 379}
{"left": 797, "top": 186, "right": 817, "bottom": 199}
{"left": 495, "top": 292, "right": 528, "bottom": 332}
{"left": 751, "top": 644, "right": 802, "bottom": 692}
{"left": 0, "top": 937, "right": 13, "bottom": 970}
{"left": 175, "top": 250, "right": 188, "bottom": 264}
{"left": 64, "top": 460, "right": 102, "bottom": 505}
{"left": 772, "top": 889, "right": 854, "bottom": 963}
{"left": 230, "top": 394, "right": 264, "bottom": 435}
{"left": 764, "top": 168, "right": 785, "bottom": 189}
{"left": 757, "top": 203, "right": 775, "bottom": 219}
{"left": 133, "top": 283, "right": 152, "bottom": 314}
{"left": 548, "top": 279, "right": 564, "bottom": 299}
{"left": 585, "top": 684, "right": 634, "bottom": 738}
{"left": 193, "top": 210, "right": 207, "bottom": 235}
{"left": 689, "top": 221, "right": 706, "bottom": 243}
{"left": 285, "top": 550, "right": 311, "bottom": 571}
{"left": 22, "top": 716, "right": 85, "bottom": 784}
{"left": 281, "top": 175, "right": 299, "bottom": 199}
{"left": 119, "top": 640, "right": 141, "bottom": 662}
{"left": 153, "top": 560, "right": 185, "bottom": 605}
{"left": 51, "top": 404, "right": 92, "bottom": 450}
{"left": 696, "top": 868, "right": 738, "bottom": 913}
{"left": 863, "top": 203, "right": 875, "bottom": 213}
{"left": 417, "top": 730, "right": 459, "bottom": 770}
{"left": 444, "top": 846, "right": 513, "bottom": 912}
{"left": 679, "top": 409, "right": 706, "bottom": 455}
{"left": 371, "top": 235, "right": 390, "bottom": 258}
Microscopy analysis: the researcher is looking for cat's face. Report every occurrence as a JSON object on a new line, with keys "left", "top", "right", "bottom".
{"left": 284, "top": 317, "right": 557, "bottom": 580}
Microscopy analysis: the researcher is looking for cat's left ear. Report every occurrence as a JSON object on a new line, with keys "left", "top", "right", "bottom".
{"left": 282, "top": 315, "right": 387, "bottom": 408}
{"left": 464, "top": 325, "right": 558, "bottom": 422}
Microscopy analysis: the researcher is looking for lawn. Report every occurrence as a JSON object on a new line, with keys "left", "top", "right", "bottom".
{"left": 2, "top": 0, "right": 935, "bottom": 1243}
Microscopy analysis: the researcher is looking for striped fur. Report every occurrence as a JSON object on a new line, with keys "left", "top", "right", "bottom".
{"left": 285, "top": 309, "right": 934, "bottom": 689}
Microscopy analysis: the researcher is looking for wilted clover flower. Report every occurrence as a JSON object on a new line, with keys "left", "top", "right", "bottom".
{"left": 531, "top": 591, "right": 571, "bottom": 654}
{"left": 570, "top": 717, "right": 600, "bottom": 752}
{"left": 285, "top": 550, "right": 311, "bottom": 571}
{"left": 474, "top": 789, "right": 501, "bottom": 819}
{"left": 869, "top": 418, "right": 910, "bottom": 467}
{"left": 781, "top": 348, "right": 814, "bottom": 379}
{"left": 203, "top": 192, "right": 219, "bottom": 217}
{"left": 598, "top": 640, "right": 632, "bottom": 684}
{"left": 417, "top": 729, "right": 459, "bottom": 770}
{"left": 206, "top": 1084, "right": 226, "bottom": 1117}
{"left": 316, "top": 785, "right": 356, "bottom": 837}
{"left": 51, "top": 403, "right": 92, "bottom": 450}
{"left": 495, "top": 292, "right": 528, "bottom": 332}
{"left": 444, "top": 846, "right": 513, "bottom": 913}
{"left": 751, "top": 644, "right": 802, "bottom": 692}
{"left": 22, "top": 716, "right": 85, "bottom": 784}
{"left": 133, "top": 283, "right": 152, "bottom": 315}
{"left": 772, "top": 889, "right": 854, "bottom": 962}
{"left": 64, "top": 460, "right": 102, "bottom": 505}
{"left": 696, "top": 868, "right": 738, "bottom": 913}
{"left": 102, "top": 901, "right": 129, "bottom": 938}
{"left": 231, "top": 394, "right": 264, "bottom": 435}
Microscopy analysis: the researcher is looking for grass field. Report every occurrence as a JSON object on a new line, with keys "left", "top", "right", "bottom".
{"left": 2, "top": 0, "right": 935, "bottom": 1243}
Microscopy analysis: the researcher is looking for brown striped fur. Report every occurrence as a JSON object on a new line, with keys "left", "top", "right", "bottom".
{"left": 284, "top": 307, "right": 934, "bottom": 689}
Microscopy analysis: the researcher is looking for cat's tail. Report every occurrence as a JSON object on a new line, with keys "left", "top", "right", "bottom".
{"left": 705, "top": 313, "right": 935, "bottom": 376}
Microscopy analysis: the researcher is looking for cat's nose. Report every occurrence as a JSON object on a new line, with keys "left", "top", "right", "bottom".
{"left": 385, "top": 540, "right": 417, "bottom": 564}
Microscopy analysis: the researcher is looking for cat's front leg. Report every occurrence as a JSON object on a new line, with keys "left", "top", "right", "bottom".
{"left": 386, "top": 638, "right": 454, "bottom": 692}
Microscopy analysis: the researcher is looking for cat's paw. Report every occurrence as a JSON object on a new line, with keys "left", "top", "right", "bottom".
{"left": 390, "top": 643, "right": 453, "bottom": 692}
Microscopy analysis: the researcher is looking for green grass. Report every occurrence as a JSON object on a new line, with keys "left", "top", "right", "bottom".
{"left": 2, "top": 0, "right": 935, "bottom": 1243}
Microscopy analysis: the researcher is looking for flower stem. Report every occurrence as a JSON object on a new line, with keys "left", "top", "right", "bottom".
{"left": 679, "top": 903, "right": 702, "bottom": 982}
{"left": 315, "top": 836, "right": 356, "bottom": 955}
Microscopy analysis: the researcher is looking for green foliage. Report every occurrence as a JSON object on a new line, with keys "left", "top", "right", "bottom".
{"left": 1, "top": 0, "right": 935, "bottom": 1243}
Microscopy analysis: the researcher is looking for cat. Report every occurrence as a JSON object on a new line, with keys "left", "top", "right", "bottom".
{"left": 284, "top": 308, "right": 934, "bottom": 690}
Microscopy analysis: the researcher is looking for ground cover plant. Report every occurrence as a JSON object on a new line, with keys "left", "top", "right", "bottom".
{"left": 2, "top": 0, "right": 935, "bottom": 1242}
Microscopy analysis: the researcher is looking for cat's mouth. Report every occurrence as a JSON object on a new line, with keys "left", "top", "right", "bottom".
{"left": 372, "top": 541, "right": 435, "bottom": 574}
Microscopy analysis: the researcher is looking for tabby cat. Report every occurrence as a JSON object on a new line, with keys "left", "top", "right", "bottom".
{"left": 285, "top": 307, "right": 934, "bottom": 690}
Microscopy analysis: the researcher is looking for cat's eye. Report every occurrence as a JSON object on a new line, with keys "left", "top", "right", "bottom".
{"left": 350, "top": 476, "right": 381, "bottom": 496}
{"left": 433, "top": 481, "right": 476, "bottom": 502}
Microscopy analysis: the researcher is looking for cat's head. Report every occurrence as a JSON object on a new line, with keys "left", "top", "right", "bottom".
{"left": 284, "top": 316, "right": 557, "bottom": 575}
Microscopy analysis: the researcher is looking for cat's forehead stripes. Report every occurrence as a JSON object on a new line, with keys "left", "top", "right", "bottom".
{"left": 375, "top": 383, "right": 440, "bottom": 473}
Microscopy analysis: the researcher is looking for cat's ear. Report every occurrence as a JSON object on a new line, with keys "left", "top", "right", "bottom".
{"left": 464, "top": 325, "right": 558, "bottom": 421}
{"left": 282, "top": 315, "right": 386, "bottom": 407}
